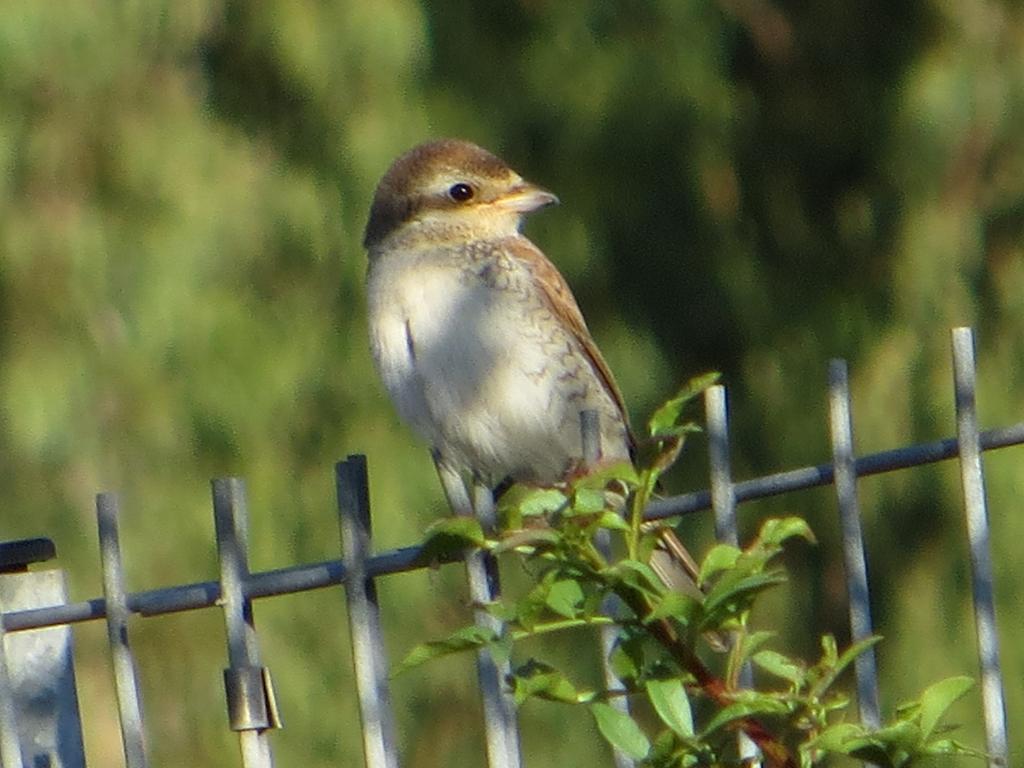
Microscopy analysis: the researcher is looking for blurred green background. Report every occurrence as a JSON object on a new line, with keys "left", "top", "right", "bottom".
{"left": 1, "top": 1, "right": 1022, "bottom": 766}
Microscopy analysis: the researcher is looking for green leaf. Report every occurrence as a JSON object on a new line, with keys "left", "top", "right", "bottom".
{"left": 651, "top": 423, "right": 703, "bottom": 441}
{"left": 701, "top": 571, "right": 788, "bottom": 621}
{"left": 395, "top": 625, "right": 499, "bottom": 674}
{"left": 633, "top": 444, "right": 678, "bottom": 486}
{"left": 517, "top": 579, "right": 554, "bottom": 631}
{"left": 646, "top": 729, "right": 679, "bottom": 764}
{"left": 820, "top": 633, "right": 839, "bottom": 667}
{"left": 805, "top": 722, "right": 897, "bottom": 763}
{"left": 645, "top": 678, "right": 694, "bottom": 737}
{"left": 807, "top": 722, "right": 866, "bottom": 753}
{"left": 700, "top": 697, "right": 790, "bottom": 737}
{"left": 516, "top": 487, "right": 570, "bottom": 517}
{"left": 832, "top": 635, "right": 882, "bottom": 679}
{"left": 756, "top": 517, "right": 817, "bottom": 548}
{"left": 608, "top": 641, "right": 641, "bottom": 683}
{"left": 845, "top": 741, "right": 901, "bottom": 766}
{"left": 752, "top": 650, "right": 805, "bottom": 688}
{"left": 573, "top": 460, "right": 640, "bottom": 489}
{"left": 591, "top": 702, "right": 651, "bottom": 760}
{"left": 647, "top": 372, "right": 721, "bottom": 438}
{"left": 733, "top": 630, "right": 776, "bottom": 666}
{"left": 570, "top": 487, "right": 609, "bottom": 515}
{"left": 698, "top": 543, "right": 741, "bottom": 585}
{"left": 424, "top": 516, "right": 486, "bottom": 544}
{"left": 486, "top": 600, "right": 518, "bottom": 623}
{"left": 596, "top": 511, "right": 631, "bottom": 532}
{"left": 510, "top": 659, "right": 587, "bottom": 705}
{"left": 489, "top": 632, "right": 514, "bottom": 667}
{"left": 809, "top": 635, "right": 883, "bottom": 698}
{"left": 604, "top": 559, "right": 667, "bottom": 597}
{"left": 647, "top": 404, "right": 685, "bottom": 441}
{"left": 492, "top": 528, "right": 561, "bottom": 554}
{"left": 918, "top": 675, "right": 974, "bottom": 741}
{"left": 636, "top": 525, "right": 661, "bottom": 563}
{"left": 545, "top": 578, "right": 585, "bottom": 619}
{"left": 921, "top": 738, "right": 987, "bottom": 758}
{"left": 415, "top": 517, "right": 486, "bottom": 564}
{"left": 646, "top": 590, "right": 700, "bottom": 626}
{"left": 495, "top": 483, "right": 538, "bottom": 514}
{"left": 581, "top": 584, "right": 606, "bottom": 618}
{"left": 867, "top": 718, "right": 921, "bottom": 753}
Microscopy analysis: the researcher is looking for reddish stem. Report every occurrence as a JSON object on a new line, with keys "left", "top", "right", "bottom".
{"left": 621, "top": 591, "right": 796, "bottom": 768}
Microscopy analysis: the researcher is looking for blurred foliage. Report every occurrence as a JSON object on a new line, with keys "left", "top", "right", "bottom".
{"left": 0, "top": 0, "right": 1021, "bottom": 766}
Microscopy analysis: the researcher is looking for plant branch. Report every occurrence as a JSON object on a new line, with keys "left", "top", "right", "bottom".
{"left": 615, "top": 586, "right": 797, "bottom": 768}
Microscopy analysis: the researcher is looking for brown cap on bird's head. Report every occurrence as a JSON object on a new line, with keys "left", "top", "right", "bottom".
{"left": 363, "top": 139, "right": 558, "bottom": 250}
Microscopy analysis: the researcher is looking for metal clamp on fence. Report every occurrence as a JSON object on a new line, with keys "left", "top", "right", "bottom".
{"left": 223, "top": 665, "right": 281, "bottom": 732}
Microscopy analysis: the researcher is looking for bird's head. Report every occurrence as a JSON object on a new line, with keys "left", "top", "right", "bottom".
{"left": 363, "top": 139, "right": 559, "bottom": 250}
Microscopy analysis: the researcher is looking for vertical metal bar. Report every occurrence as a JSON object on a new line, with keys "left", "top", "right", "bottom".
{"left": 582, "top": 411, "right": 634, "bottom": 768}
{"left": 96, "top": 493, "right": 150, "bottom": 768}
{"left": 580, "top": 410, "right": 602, "bottom": 470}
{"left": 213, "top": 478, "right": 275, "bottom": 768}
{"left": 0, "top": 602, "right": 25, "bottom": 768}
{"left": 706, "top": 386, "right": 739, "bottom": 547}
{"left": 827, "top": 360, "right": 881, "bottom": 729}
{"left": 704, "top": 386, "right": 759, "bottom": 765}
{"left": 467, "top": 482, "right": 522, "bottom": 768}
{"left": 951, "top": 327, "right": 1008, "bottom": 768}
{"left": 432, "top": 458, "right": 521, "bottom": 767}
{"left": 336, "top": 456, "right": 400, "bottom": 768}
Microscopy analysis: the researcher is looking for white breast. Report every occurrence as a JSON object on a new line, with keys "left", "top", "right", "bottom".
{"left": 367, "top": 245, "right": 628, "bottom": 484}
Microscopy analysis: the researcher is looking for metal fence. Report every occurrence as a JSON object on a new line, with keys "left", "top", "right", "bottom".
{"left": 0, "top": 326, "right": 1014, "bottom": 768}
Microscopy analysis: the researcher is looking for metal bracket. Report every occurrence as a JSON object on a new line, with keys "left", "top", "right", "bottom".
{"left": 223, "top": 666, "right": 281, "bottom": 732}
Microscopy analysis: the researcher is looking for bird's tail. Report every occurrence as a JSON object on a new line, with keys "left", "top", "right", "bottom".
{"left": 647, "top": 524, "right": 703, "bottom": 599}
{"left": 646, "top": 524, "right": 731, "bottom": 651}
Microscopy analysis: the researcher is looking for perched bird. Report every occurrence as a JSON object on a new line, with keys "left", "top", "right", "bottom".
{"left": 364, "top": 139, "right": 698, "bottom": 589}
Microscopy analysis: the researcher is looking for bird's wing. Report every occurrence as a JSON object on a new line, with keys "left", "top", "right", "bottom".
{"left": 504, "top": 237, "right": 630, "bottom": 425}
{"left": 505, "top": 240, "right": 710, "bottom": 607}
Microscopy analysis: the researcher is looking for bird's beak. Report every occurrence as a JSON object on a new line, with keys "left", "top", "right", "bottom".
{"left": 496, "top": 181, "right": 560, "bottom": 214}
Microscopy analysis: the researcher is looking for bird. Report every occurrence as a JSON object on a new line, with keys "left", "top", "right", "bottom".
{"left": 363, "top": 138, "right": 699, "bottom": 591}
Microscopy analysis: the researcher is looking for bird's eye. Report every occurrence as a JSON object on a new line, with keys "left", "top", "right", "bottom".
{"left": 448, "top": 182, "right": 475, "bottom": 202}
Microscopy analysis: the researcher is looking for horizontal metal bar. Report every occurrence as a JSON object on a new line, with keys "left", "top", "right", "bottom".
{"left": 0, "top": 545, "right": 462, "bottom": 632}
{"left": 1, "top": 565, "right": 331, "bottom": 633}
{"left": 646, "top": 421, "right": 1024, "bottom": 520}
{"left": 5, "top": 421, "right": 1024, "bottom": 634}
